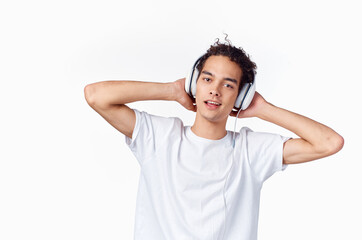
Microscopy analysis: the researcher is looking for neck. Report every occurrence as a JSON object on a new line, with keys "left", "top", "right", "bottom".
{"left": 191, "top": 112, "right": 228, "bottom": 140}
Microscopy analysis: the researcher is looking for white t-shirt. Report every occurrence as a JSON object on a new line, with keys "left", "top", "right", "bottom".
{"left": 125, "top": 109, "right": 290, "bottom": 240}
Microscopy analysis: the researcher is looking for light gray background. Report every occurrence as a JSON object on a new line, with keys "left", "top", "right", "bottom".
{"left": 0, "top": 0, "right": 360, "bottom": 239}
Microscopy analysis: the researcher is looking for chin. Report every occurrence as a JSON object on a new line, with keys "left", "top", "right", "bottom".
{"left": 198, "top": 110, "right": 228, "bottom": 124}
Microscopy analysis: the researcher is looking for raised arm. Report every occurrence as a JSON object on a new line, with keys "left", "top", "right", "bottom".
{"left": 84, "top": 78, "right": 195, "bottom": 138}
{"left": 232, "top": 92, "right": 344, "bottom": 164}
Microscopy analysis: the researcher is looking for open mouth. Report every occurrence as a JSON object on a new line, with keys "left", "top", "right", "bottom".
{"left": 204, "top": 100, "right": 221, "bottom": 109}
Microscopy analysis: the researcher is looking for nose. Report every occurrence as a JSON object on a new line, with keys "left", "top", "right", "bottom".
{"left": 209, "top": 90, "right": 220, "bottom": 97}
{"left": 209, "top": 83, "right": 221, "bottom": 97}
{"left": 207, "top": 80, "right": 222, "bottom": 97}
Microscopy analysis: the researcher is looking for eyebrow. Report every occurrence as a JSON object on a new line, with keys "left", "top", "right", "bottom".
{"left": 201, "top": 70, "right": 238, "bottom": 85}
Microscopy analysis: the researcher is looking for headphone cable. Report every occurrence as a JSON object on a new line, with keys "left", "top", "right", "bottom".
{"left": 220, "top": 108, "right": 243, "bottom": 240}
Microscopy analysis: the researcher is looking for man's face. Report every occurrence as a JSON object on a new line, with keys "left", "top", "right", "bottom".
{"left": 195, "top": 55, "right": 242, "bottom": 124}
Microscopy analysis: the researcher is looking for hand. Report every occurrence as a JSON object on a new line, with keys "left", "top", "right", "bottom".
{"left": 172, "top": 78, "right": 196, "bottom": 112}
{"left": 229, "top": 91, "right": 268, "bottom": 118}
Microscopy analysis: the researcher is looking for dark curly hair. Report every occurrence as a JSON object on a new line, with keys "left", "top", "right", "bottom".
{"left": 196, "top": 34, "right": 257, "bottom": 93}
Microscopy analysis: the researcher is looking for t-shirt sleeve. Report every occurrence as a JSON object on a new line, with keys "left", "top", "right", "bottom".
{"left": 124, "top": 109, "right": 182, "bottom": 167}
{"left": 244, "top": 127, "right": 291, "bottom": 183}
{"left": 124, "top": 109, "right": 158, "bottom": 166}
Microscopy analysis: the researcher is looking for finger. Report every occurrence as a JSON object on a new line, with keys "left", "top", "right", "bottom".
{"left": 184, "top": 101, "right": 196, "bottom": 112}
{"left": 229, "top": 111, "right": 237, "bottom": 117}
{"left": 230, "top": 110, "right": 247, "bottom": 118}
{"left": 188, "top": 105, "right": 196, "bottom": 112}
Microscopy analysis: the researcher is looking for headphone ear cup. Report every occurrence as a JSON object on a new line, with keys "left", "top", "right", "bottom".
{"left": 185, "top": 56, "right": 202, "bottom": 98}
{"left": 241, "top": 82, "right": 256, "bottom": 110}
{"left": 234, "top": 81, "right": 256, "bottom": 110}
{"left": 190, "top": 68, "right": 198, "bottom": 97}
{"left": 234, "top": 83, "right": 249, "bottom": 109}
{"left": 185, "top": 70, "right": 192, "bottom": 96}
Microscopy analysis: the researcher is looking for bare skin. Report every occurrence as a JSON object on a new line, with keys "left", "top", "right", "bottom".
{"left": 84, "top": 56, "right": 344, "bottom": 165}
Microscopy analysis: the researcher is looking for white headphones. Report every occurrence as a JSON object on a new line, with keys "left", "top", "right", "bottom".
{"left": 185, "top": 56, "right": 256, "bottom": 110}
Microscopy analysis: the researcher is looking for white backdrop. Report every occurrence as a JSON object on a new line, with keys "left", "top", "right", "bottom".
{"left": 0, "top": 0, "right": 361, "bottom": 239}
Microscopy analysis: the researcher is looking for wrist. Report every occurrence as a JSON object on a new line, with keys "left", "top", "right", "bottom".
{"left": 255, "top": 101, "right": 275, "bottom": 120}
{"left": 167, "top": 81, "right": 178, "bottom": 101}
{"left": 170, "top": 80, "right": 184, "bottom": 102}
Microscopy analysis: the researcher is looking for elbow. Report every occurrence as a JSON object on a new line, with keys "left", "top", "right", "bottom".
{"left": 325, "top": 134, "right": 344, "bottom": 155}
{"left": 84, "top": 83, "right": 97, "bottom": 107}
{"left": 84, "top": 82, "right": 115, "bottom": 110}
{"left": 334, "top": 134, "right": 345, "bottom": 153}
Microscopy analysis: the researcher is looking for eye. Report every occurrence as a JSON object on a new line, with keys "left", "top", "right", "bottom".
{"left": 224, "top": 83, "right": 234, "bottom": 89}
{"left": 203, "top": 77, "right": 211, "bottom": 82}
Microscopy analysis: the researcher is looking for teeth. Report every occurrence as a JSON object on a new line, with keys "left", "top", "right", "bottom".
{"left": 206, "top": 101, "right": 221, "bottom": 106}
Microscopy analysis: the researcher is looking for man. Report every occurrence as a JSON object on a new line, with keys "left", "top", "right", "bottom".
{"left": 84, "top": 39, "right": 344, "bottom": 240}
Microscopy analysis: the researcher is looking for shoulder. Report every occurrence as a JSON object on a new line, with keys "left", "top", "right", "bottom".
{"left": 238, "top": 126, "right": 290, "bottom": 148}
{"left": 132, "top": 108, "right": 184, "bottom": 132}
{"left": 134, "top": 108, "right": 183, "bottom": 124}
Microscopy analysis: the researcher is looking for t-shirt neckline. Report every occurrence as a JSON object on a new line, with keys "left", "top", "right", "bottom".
{"left": 186, "top": 126, "right": 231, "bottom": 144}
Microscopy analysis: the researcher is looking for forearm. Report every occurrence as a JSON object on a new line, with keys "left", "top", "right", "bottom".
{"left": 84, "top": 80, "right": 175, "bottom": 107}
{"left": 257, "top": 102, "right": 343, "bottom": 151}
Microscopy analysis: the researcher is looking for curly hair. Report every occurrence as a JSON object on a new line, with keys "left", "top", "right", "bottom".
{"left": 196, "top": 34, "right": 257, "bottom": 93}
